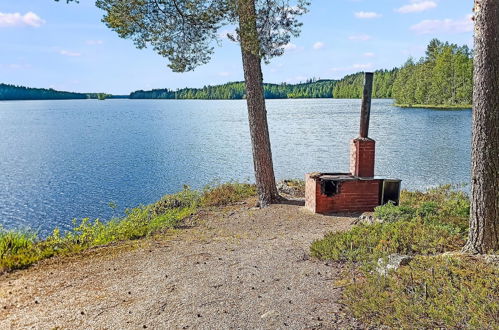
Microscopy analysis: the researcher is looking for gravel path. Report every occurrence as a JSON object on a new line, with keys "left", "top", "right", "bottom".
{"left": 0, "top": 199, "right": 358, "bottom": 329}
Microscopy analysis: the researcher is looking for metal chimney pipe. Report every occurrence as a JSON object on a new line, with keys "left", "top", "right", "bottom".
{"left": 359, "top": 72, "right": 374, "bottom": 138}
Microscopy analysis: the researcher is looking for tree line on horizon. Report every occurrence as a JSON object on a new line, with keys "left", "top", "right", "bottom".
{"left": 129, "top": 79, "right": 336, "bottom": 100}
{"left": 0, "top": 84, "right": 124, "bottom": 101}
{"left": 0, "top": 84, "right": 88, "bottom": 101}
{"left": 130, "top": 39, "right": 473, "bottom": 106}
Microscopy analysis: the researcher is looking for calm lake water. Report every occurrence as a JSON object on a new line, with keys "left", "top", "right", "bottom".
{"left": 0, "top": 99, "right": 471, "bottom": 234}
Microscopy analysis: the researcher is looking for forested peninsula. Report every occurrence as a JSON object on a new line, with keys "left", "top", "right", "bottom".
{"left": 0, "top": 84, "right": 87, "bottom": 100}
{"left": 333, "top": 39, "right": 473, "bottom": 108}
{"left": 1, "top": 39, "right": 473, "bottom": 108}
{"left": 0, "top": 84, "right": 122, "bottom": 101}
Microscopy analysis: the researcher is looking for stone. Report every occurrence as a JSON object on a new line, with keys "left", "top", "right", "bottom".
{"left": 377, "top": 254, "right": 413, "bottom": 276}
{"left": 353, "top": 212, "right": 383, "bottom": 225}
{"left": 277, "top": 180, "right": 304, "bottom": 197}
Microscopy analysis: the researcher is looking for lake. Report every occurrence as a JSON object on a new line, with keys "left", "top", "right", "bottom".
{"left": 0, "top": 99, "right": 471, "bottom": 234}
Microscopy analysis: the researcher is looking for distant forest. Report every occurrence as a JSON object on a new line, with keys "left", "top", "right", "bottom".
{"left": 129, "top": 79, "right": 336, "bottom": 100}
{"left": 333, "top": 39, "right": 473, "bottom": 107}
{"left": 0, "top": 84, "right": 87, "bottom": 100}
{"left": 1, "top": 39, "right": 473, "bottom": 107}
{"left": 0, "top": 84, "right": 121, "bottom": 101}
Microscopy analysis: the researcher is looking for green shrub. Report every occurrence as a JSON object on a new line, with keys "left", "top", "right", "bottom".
{"left": 374, "top": 184, "right": 469, "bottom": 231}
{"left": 0, "top": 228, "right": 36, "bottom": 259}
{"left": 343, "top": 255, "right": 499, "bottom": 329}
{"left": 200, "top": 182, "right": 256, "bottom": 207}
{"left": 310, "top": 220, "right": 465, "bottom": 265}
{"left": 152, "top": 186, "right": 200, "bottom": 216}
{"left": 373, "top": 202, "right": 416, "bottom": 222}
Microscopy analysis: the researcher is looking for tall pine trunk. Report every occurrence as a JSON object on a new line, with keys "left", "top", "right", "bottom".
{"left": 237, "top": 0, "right": 279, "bottom": 207}
{"left": 463, "top": 0, "right": 499, "bottom": 253}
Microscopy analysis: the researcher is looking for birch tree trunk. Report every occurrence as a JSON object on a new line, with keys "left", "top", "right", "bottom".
{"left": 463, "top": 0, "right": 499, "bottom": 253}
{"left": 237, "top": 0, "right": 280, "bottom": 207}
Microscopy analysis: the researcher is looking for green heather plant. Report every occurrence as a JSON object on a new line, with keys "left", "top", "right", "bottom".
{"left": 311, "top": 185, "right": 469, "bottom": 265}
{"left": 343, "top": 255, "right": 499, "bottom": 328}
{"left": 310, "top": 185, "right": 499, "bottom": 329}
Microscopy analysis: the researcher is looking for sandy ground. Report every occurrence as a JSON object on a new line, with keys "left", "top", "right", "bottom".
{"left": 0, "top": 198, "right": 359, "bottom": 329}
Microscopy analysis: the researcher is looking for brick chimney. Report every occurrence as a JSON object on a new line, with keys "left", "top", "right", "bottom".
{"left": 350, "top": 138, "right": 375, "bottom": 177}
{"left": 350, "top": 72, "right": 375, "bottom": 178}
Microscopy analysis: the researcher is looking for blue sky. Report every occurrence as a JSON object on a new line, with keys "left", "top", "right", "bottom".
{"left": 0, "top": 0, "right": 472, "bottom": 94}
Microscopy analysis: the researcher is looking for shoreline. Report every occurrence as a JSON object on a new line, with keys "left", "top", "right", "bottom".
{"left": 394, "top": 103, "right": 472, "bottom": 110}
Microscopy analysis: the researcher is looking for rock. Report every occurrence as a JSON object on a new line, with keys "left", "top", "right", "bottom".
{"left": 377, "top": 254, "right": 413, "bottom": 276}
{"left": 353, "top": 212, "right": 383, "bottom": 225}
{"left": 482, "top": 254, "right": 499, "bottom": 268}
{"left": 277, "top": 180, "right": 305, "bottom": 197}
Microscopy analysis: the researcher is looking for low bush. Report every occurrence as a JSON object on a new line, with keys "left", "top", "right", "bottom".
{"left": 310, "top": 219, "right": 465, "bottom": 265}
{"left": 311, "top": 185, "right": 469, "bottom": 265}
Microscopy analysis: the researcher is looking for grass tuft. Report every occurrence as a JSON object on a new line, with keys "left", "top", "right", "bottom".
{"left": 200, "top": 182, "right": 256, "bottom": 207}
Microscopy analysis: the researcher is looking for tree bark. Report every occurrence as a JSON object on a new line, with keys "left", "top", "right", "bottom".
{"left": 237, "top": 0, "right": 280, "bottom": 207}
{"left": 463, "top": 0, "right": 499, "bottom": 254}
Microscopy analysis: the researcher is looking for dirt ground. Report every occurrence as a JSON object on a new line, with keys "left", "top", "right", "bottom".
{"left": 0, "top": 198, "right": 359, "bottom": 329}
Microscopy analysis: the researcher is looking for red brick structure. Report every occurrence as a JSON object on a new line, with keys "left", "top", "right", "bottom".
{"left": 304, "top": 72, "right": 400, "bottom": 214}
{"left": 350, "top": 138, "right": 375, "bottom": 177}
{"left": 305, "top": 173, "right": 381, "bottom": 213}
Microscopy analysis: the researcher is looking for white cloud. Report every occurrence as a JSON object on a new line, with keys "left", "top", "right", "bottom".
{"left": 283, "top": 42, "right": 298, "bottom": 50}
{"left": 313, "top": 42, "right": 325, "bottom": 50}
{"left": 396, "top": 1, "right": 437, "bottom": 14}
{"left": 330, "top": 67, "right": 349, "bottom": 73}
{"left": 354, "top": 11, "right": 382, "bottom": 19}
{"left": 60, "top": 50, "right": 81, "bottom": 57}
{"left": 410, "top": 15, "right": 473, "bottom": 34}
{"left": 330, "top": 63, "right": 373, "bottom": 73}
{"left": 363, "top": 52, "right": 375, "bottom": 57}
{"left": 0, "top": 63, "right": 32, "bottom": 70}
{"left": 218, "top": 71, "right": 231, "bottom": 77}
{"left": 86, "top": 40, "right": 104, "bottom": 45}
{"left": 0, "top": 12, "right": 45, "bottom": 27}
{"left": 353, "top": 63, "right": 373, "bottom": 70}
{"left": 348, "top": 34, "right": 372, "bottom": 41}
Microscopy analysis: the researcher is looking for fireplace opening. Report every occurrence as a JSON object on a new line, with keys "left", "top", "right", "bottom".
{"left": 381, "top": 180, "right": 401, "bottom": 205}
{"left": 322, "top": 180, "right": 341, "bottom": 197}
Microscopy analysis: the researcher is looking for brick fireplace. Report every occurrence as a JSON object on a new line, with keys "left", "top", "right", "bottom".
{"left": 305, "top": 73, "right": 401, "bottom": 214}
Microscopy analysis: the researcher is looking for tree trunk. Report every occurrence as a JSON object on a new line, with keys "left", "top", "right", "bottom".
{"left": 463, "top": 0, "right": 499, "bottom": 254}
{"left": 237, "top": 0, "right": 279, "bottom": 207}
